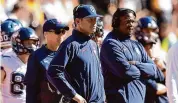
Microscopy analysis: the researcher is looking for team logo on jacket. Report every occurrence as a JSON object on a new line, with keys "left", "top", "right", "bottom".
{"left": 90, "top": 6, "right": 96, "bottom": 13}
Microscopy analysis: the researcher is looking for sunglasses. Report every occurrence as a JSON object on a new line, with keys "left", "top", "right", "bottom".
{"left": 48, "top": 29, "right": 66, "bottom": 35}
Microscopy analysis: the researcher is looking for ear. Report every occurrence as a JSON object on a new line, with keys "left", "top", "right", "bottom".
{"left": 75, "top": 18, "right": 80, "bottom": 25}
{"left": 43, "top": 32, "right": 47, "bottom": 37}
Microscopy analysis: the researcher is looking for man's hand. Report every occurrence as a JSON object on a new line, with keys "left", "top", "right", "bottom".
{"left": 156, "top": 83, "right": 167, "bottom": 95}
{"left": 128, "top": 61, "right": 136, "bottom": 65}
{"left": 73, "top": 94, "right": 87, "bottom": 103}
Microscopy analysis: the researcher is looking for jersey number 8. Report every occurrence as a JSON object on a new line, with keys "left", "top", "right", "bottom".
{"left": 10, "top": 72, "right": 25, "bottom": 95}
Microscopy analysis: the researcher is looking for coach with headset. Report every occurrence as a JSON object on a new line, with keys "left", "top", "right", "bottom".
{"left": 100, "top": 8, "right": 158, "bottom": 103}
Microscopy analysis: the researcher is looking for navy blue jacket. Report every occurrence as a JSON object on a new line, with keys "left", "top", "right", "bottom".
{"left": 47, "top": 30, "right": 105, "bottom": 103}
{"left": 24, "top": 45, "right": 63, "bottom": 103}
{"left": 100, "top": 31, "right": 158, "bottom": 103}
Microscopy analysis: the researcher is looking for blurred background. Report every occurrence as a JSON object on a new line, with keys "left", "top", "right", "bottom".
{"left": 1, "top": 0, "right": 178, "bottom": 52}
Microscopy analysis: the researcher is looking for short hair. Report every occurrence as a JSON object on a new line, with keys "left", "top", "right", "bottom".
{"left": 112, "top": 8, "right": 136, "bottom": 28}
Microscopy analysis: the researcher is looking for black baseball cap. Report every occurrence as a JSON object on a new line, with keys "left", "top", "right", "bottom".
{"left": 43, "top": 19, "right": 69, "bottom": 33}
{"left": 73, "top": 5, "right": 103, "bottom": 19}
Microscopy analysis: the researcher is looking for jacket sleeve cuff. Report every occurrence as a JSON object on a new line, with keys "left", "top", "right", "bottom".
{"left": 146, "top": 79, "right": 157, "bottom": 90}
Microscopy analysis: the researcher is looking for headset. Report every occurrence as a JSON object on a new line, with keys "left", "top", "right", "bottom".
{"left": 95, "top": 18, "right": 104, "bottom": 37}
{"left": 112, "top": 8, "right": 136, "bottom": 28}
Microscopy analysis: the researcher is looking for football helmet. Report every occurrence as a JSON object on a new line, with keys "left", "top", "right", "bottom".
{"left": 0, "top": 19, "right": 23, "bottom": 48}
{"left": 11, "top": 27, "right": 39, "bottom": 55}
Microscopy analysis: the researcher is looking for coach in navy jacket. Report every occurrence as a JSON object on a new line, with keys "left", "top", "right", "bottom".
{"left": 47, "top": 5, "right": 105, "bottom": 103}
{"left": 100, "top": 8, "right": 158, "bottom": 103}
{"left": 24, "top": 19, "right": 69, "bottom": 103}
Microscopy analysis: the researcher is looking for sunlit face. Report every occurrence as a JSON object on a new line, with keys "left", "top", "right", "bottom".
{"left": 45, "top": 29, "right": 66, "bottom": 45}
{"left": 22, "top": 39, "right": 38, "bottom": 54}
{"left": 77, "top": 17, "right": 97, "bottom": 35}
{"left": 23, "top": 39, "right": 37, "bottom": 48}
{"left": 119, "top": 13, "right": 136, "bottom": 35}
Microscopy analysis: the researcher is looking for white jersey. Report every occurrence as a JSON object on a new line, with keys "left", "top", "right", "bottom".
{"left": 166, "top": 42, "right": 178, "bottom": 103}
{"left": 0, "top": 48, "right": 15, "bottom": 56}
{"left": 1, "top": 50, "right": 26, "bottom": 103}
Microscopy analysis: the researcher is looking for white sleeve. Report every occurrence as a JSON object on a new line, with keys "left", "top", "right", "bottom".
{"left": 166, "top": 45, "right": 178, "bottom": 103}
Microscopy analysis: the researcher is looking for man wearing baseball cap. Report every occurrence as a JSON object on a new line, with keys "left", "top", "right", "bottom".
{"left": 25, "top": 19, "right": 69, "bottom": 103}
{"left": 47, "top": 5, "right": 105, "bottom": 103}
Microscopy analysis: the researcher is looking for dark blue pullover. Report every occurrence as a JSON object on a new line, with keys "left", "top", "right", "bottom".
{"left": 24, "top": 45, "right": 62, "bottom": 103}
{"left": 100, "top": 30, "right": 158, "bottom": 103}
{"left": 47, "top": 30, "right": 105, "bottom": 103}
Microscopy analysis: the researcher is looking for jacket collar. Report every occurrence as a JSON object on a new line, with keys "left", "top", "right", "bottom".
{"left": 72, "top": 29, "right": 91, "bottom": 41}
{"left": 112, "top": 29, "right": 131, "bottom": 41}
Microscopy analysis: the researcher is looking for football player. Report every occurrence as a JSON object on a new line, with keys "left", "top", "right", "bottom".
{"left": 1, "top": 27, "right": 39, "bottom": 103}
{"left": 0, "top": 19, "right": 23, "bottom": 54}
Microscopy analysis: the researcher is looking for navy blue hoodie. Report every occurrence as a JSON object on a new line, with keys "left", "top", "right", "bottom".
{"left": 100, "top": 30, "right": 158, "bottom": 103}
{"left": 47, "top": 30, "right": 105, "bottom": 103}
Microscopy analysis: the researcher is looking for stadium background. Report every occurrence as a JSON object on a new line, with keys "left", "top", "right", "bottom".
{"left": 0, "top": 0, "right": 178, "bottom": 52}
